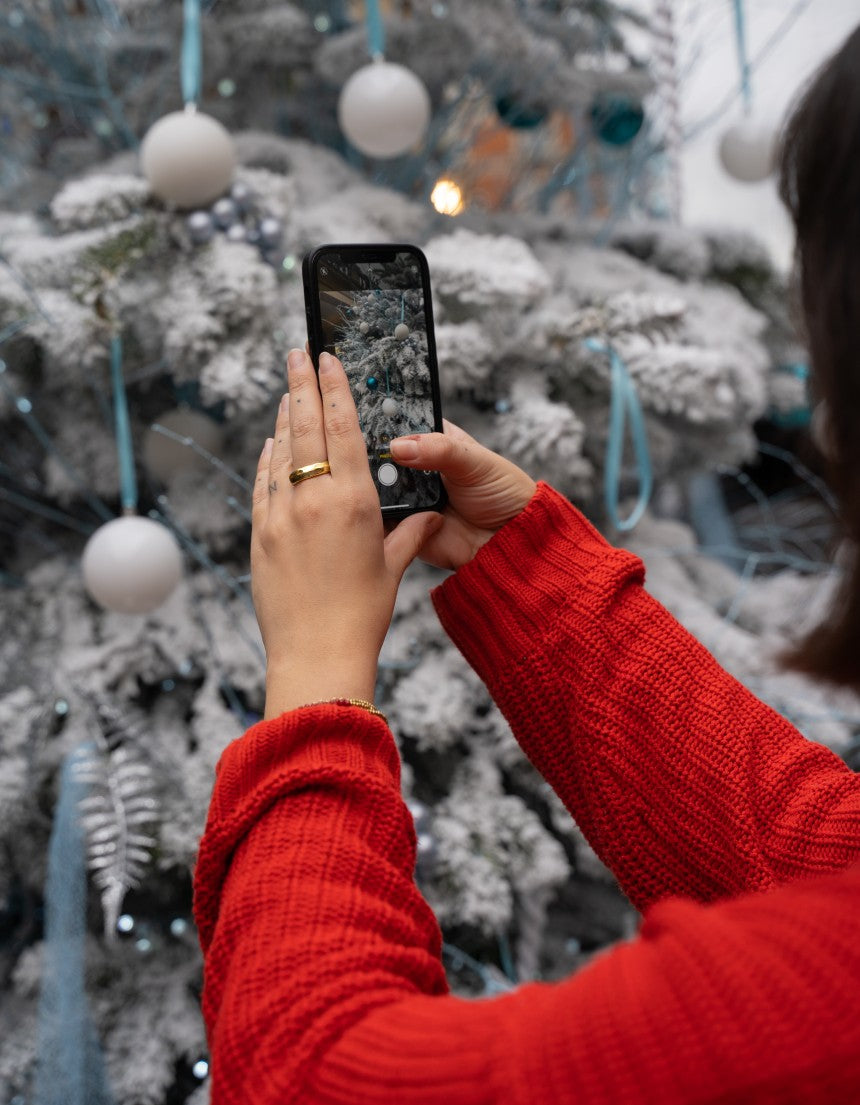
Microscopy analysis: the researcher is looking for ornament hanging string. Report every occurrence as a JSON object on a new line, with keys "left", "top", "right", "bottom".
{"left": 586, "top": 338, "right": 653, "bottom": 532}
{"left": 33, "top": 745, "right": 116, "bottom": 1105}
{"left": 181, "top": 0, "right": 203, "bottom": 107}
{"left": 732, "top": 0, "right": 752, "bottom": 115}
{"left": 110, "top": 333, "right": 138, "bottom": 514}
{"left": 365, "top": 0, "right": 386, "bottom": 60}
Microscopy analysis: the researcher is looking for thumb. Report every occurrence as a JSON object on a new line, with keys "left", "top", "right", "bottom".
{"left": 390, "top": 423, "right": 492, "bottom": 485}
{"left": 383, "top": 511, "right": 444, "bottom": 578}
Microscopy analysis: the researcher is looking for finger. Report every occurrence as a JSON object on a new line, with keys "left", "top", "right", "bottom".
{"left": 252, "top": 437, "right": 275, "bottom": 524}
{"left": 284, "top": 348, "right": 328, "bottom": 476}
{"left": 266, "top": 390, "right": 294, "bottom": 487}
{"left": 389, "top": 425, "right": 493, "bottom": 483}
{"left": 383, "top": 512, "right": 444, "bottom": 578}
{"left": 317, "top": 352, "right": 370, "bottom": 480}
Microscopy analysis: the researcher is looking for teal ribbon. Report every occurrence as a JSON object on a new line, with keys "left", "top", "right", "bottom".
{"left": 110, "top": 333, "right": 137, "bottom": 513}
{"left": 586, "top": 338, "right": 653, "bottom": 532}
{"left": 33, "top": 746, "right": 115, "bottom": 1105}
{"left": 732, "top": 0, "right": 752, "bottom": 115}
{"left": 365, "top": 0, "right": 385, "bottom": 59}
{"left": 181, "top": 0, "right": 202, "bottom": 106}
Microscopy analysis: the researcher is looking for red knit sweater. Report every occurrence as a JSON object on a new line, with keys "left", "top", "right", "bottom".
{"left": 193, "top": 482, "right": 860, "bottom": 1104}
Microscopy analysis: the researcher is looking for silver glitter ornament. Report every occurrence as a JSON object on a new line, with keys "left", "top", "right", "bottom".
{"left": 258, "top": 216, "right": 283, "bottom": 248}
{"left": 212, "top": 197, "right": 239, "bottom": 229}
{"left": 230, "top": 181, "right": 253, "bottom": 210}
{"left": 186, "top": 210, "right": 215, "bottom": 244}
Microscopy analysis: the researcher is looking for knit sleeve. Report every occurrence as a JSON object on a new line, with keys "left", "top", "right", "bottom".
{"left": 431, "top": 481, "right": 860, "bottom": 913}
{"left": 193, "top": 700, "right": 860, "bottom": 1105}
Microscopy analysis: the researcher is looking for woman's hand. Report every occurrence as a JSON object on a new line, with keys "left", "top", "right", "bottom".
{"left": 252, "top": 349, "right": 443, "bottom": 720}
{"left": 389, "top": 421, "right": 537, "bottom": 571}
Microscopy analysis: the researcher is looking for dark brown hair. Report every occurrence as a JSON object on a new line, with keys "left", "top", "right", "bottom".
{"left": 778, "top": 22, "right": 860, "bottom": 689}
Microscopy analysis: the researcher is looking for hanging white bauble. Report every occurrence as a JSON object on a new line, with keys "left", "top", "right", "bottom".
{"left": 140, "top": 109, "right": 236, "bottom": 208}
{"left": 143, "top": 408, "right": 224, "bottom": 483}
{"left": 82, "top": 516, "right": 183, "bottom": 614}
{"left": 381, "top": 397, "right": 399, "bottom": 417}
{"left": 394, "top": 322, "right": 410, "bottom": 341}
{"left": 359, "top": 321, "right": 370, "bottom": 335}
{"left": 337, "top": 60, "right": 431, "bottom": 159}
{"left": 717, "top": 120, "right": 777, "bottom": 183}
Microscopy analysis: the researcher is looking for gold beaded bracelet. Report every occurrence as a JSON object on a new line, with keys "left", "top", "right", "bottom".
{"left": 302, "top": 698, "right": 388, "bottom": 724}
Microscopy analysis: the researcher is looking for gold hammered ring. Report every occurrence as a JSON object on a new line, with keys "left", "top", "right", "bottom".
{"left": 288, "top": 461, "right": 332, "bottom": 485}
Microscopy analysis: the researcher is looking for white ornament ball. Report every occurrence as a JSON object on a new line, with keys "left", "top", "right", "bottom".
{"left": 337, "top": 60, "right": 431, "bottom": 159}
{"left": 394, "top": 322, "right": 410, "bottom": 341}
{"left": 717, "top": 120, "right": 777, "bottom": 183}
{"left": 143, "top": 408, "right": 224, "bottom": 483}
{"left": 382, "top": 397, "right": 399, "bottom": 417}
{"left": 82, "top": 516, "right": 183, "bottom": 614}
{"left": 140, "top": 110, "right": 236, "bottom": 208}
{"left": 359, "top": 321, "right": 370, "bottom": 335}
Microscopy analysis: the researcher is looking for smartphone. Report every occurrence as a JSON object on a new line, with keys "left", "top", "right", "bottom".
{"left": 302, "top": 243, "right": 447, "bottom": 520}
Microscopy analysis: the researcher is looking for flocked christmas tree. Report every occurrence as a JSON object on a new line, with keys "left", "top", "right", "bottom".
{"left": 1, "top": 2, "right": 858, "bottom": 1103}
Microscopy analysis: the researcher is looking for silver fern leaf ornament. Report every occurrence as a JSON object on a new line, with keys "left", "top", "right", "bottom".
{"left": 72, "top": 734, "right": 159, "bottom": 940}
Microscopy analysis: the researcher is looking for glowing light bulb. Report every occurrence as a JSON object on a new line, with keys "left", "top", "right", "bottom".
{"left": 431, "top": 179, "right": 465, "bottom": 216}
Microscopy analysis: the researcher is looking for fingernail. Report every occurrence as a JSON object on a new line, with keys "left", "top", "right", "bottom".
{"left": 279, "top": 392, "right": 289, "bottom": 414}
{"left": 288, "top": 348, "right": 305, "bottom": 371}
{"left": 391, "top": 437, "right": 418, "bottom": 461}
{"left": 263, "top": 437, "right": 274, "bottom": 457}
{"left": 319, "top": 351, "right": 335, "bottom": 372}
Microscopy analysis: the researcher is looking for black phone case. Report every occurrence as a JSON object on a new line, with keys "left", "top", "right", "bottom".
{"left": 302, "top": 243, "right": 447, "bottom": 520}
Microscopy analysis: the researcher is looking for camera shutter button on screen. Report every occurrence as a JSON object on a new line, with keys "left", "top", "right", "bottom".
{"left": 377, "top": 462, "right": 399, "bottom": 486}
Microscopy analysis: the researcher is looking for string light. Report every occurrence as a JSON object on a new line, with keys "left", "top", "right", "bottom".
{"left": 430, "top": 178, "right": 465, "bottom": 216}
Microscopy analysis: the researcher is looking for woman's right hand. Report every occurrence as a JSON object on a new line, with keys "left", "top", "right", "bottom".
{"left": 389, "top": 419, "right": 537, "bottom": 570}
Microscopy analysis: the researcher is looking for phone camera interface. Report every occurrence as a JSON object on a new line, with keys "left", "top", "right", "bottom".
{"left": 317, "top": 252, "right": 439, "bottom": 509}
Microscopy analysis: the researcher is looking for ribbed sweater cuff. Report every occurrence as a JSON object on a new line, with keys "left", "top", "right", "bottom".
{"left": 431, "top": 482, "right": 644, "bottom": 677}
{"left": 193, "top": 703, "right": 395, "bottom": 951}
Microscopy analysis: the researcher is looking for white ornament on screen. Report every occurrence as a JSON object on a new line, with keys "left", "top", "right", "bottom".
{"left": 337, "top": 60, "right": 431, "bottom": 159}
{"left": 143, "top": 408, "right": 225, "bottom": 483}
{"left": 140, "top": 109, "right": 236, "bottom": 208}
{"left": 381, "top": 397, "right": 399, "bottom": 417}
{"left": 359, "top": 321, "right": 370, "bottom": 334}
{"left": 394, "top": 322, "right": 410, "bottom": 341}
{"left": 717, "top": 120, "right": 777, "bottom": 183}
{"left": 82, "top": 516, "right": 183, "bottom": 614}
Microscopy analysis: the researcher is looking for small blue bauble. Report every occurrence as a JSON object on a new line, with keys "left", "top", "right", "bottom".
{"left": 366, "top": 376, "right": 378, "bottom": 390}
{"left": 590, "top": 93, "right": 645, "bottom": 147}
{"left": 495, "top": 94, "right": 548, "bottom": 130}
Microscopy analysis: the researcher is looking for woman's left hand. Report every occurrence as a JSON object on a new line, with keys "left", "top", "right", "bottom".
{"left": 251, "top": 348, "right": 443, "bottom": 720}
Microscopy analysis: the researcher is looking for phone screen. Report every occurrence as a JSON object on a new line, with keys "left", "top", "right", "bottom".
{"left": 308, "top": 246, "right": 444, "bottom": 514}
